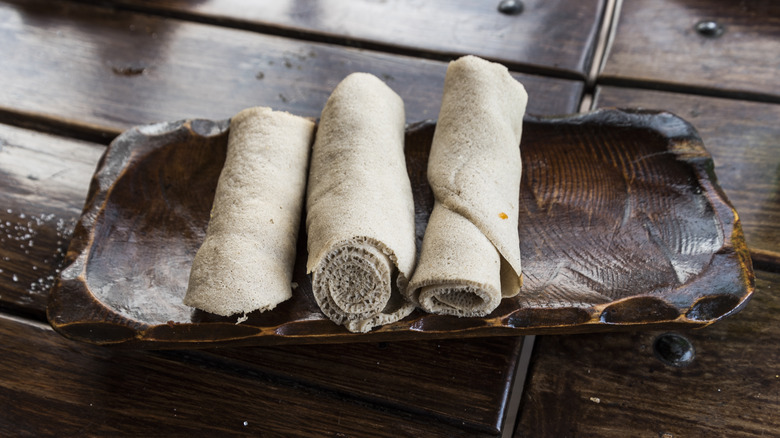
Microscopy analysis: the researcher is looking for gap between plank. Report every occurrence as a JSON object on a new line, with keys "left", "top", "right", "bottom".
{"left": 580, "top": 0, "right": 622, "bottom": 112}
{"left": 582, "top": 0, "right": 780, "bottom": 107}
{"left": 0, "top": 309, "right": 54, "bottom": 331}
{"left": 0, "top": 107, "right": 117, "bottom": 146}
{"left": 749, "top": 248, "right": 780, "bottom": 274}
{"left": 504, "top": 335, "right": 536, "bottom": 438}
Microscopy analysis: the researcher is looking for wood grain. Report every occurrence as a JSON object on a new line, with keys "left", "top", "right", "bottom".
{"left": 205, "top": 337, "right": 525, "bottom": 434}
{"left": 0, "top": 0, "right": 582, "bottom": 139}
{"left": 0, "top": 123, "right": 104, "bottom": 317}
{"left": 86, "top": 0, "right": 606, "bottom": 78}
{"left": 601, "top": 0, "right": 780, "bottom": 101}
{"left": 0, "top": 314, "right": 503, "bottom": 437}
{"left": 46, "top": 109, "right": 753, "bottom": 348}
{"left": 515, "top": 269, "right": 780, "bottom": 437}
{"left": 4, "top": 1, "right": 774, "bottom": 436}
{"left": 595, "top": 86, "right": 780, "bottom": 269}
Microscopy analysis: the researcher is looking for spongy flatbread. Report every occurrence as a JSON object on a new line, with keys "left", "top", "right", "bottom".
{"left": 184, "top": 107, "right": 314, "bottom": 317}
{"left": 306, "top": 72, "right": 417, "bottom": 333}
{"left": 407, "top": 55, "right": 527, "bottom": 316}
{"left": 411, "top": 202, "right": 503, "bottom": 316}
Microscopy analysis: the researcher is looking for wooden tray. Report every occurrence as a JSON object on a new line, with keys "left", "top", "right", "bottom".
{"left": 46, "top": 109, "right": 755, "bottom": 349}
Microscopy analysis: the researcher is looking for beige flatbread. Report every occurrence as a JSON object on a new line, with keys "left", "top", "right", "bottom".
{"left": 184, "top": 107, "right": 315, "bottom": 317}
{"left": 306, "top": 72, "right": 417, "bottom": 333}
{"left": 407, "top": 55, "right": 527, "bottom": 317}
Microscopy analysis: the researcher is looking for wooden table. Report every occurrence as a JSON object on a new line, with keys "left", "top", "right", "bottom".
{"left": 0, "top": 0, "right": 777, "bottom": 436}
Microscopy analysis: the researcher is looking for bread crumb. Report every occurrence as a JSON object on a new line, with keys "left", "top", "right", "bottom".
{"left": 589, "top": 396, "right": 601, "bottom": 403}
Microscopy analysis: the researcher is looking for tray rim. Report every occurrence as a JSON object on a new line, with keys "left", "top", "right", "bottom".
{"left": 46, "top": 108, "right": 756, "bottom": 349}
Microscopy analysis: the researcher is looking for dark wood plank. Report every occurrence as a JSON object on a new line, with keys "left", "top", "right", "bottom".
{"left": 0, "top": 123, "right": 103, "bottom": 317}
{"left": 211, "top": 338, "right": 525, "bottom": 434}
{"left": 0, "top": 0, "right": 582, "bottom": 139}
{"left": 594, "top": 86, "right": 780, "bottom": 268}
{"left": 601, "top": 0, "right": 780, "bottom": 101}
{"left": 88, "top": 0, "right": 606, "bottom": 78}
{"left": 515, "top": 269, "right": 780, "bottom": 437}
{"left": 0, "top": 314, "right": 498, "bottom": 437}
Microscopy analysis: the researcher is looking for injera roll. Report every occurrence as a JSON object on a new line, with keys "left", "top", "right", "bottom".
{"left": 184, "top": 107, "right": 315, "bottom": 317}
{"left": 306, "top": 73, "right": 417, "bottom": 333}
{"left": 407, "top": 55, "right": 527, "bottom": 317}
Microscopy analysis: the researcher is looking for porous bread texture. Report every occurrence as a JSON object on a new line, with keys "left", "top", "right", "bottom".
{"left": 312, "top": 236, "right": 414, "bottom": 333}
{"left": 407, "top": 55, "right": 527, "bottom": 317}
{"left": 184, "top": 107, "right": 314, "bottom": 317}
{"left": 411, "top": 202, "right": 502, "bottom": 317}
{"left": 306, "top": 72, "right": 417, "bottom": 333}
{"left": 313, "top": 238, "right": 392, "bottom": 317}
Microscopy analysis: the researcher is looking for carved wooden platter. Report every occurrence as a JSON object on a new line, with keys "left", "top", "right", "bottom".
{"left": 46, "top": 109, "right": 755, "bottom": 349}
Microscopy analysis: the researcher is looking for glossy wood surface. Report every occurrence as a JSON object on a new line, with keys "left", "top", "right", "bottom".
{"left": 0, "top": 0, "right": 580, "bottom": 433}
{"left": 87, "top": 0, "right": 606, "bottom": 78}
{"left": 0, "top": 314, "right": 508, "bottom": 437}
{"left": 47, "top": 110, "right": 752, "bottom": 348}
{"left": 595, "top": 86, "right": 780, "bottom": 269}
{"left": 210, "top": 337, "right": 525, "bottom": 433}
{"left": 0, "top": 0, "right": 582, "bottom": 139}
{"left": 515, "top": 269, "right": 780, "bottom": 437}
{"left": 0, "top": 124, "right": 103, "bottom": 317}
{"left": 601, "top": 0, "right": 780, "bottom": 101}
{"left": 1, "top": 0, "right": 777, "bottom": 435}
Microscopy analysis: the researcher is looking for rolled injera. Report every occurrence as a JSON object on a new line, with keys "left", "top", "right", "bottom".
{"left": 184, "top": 107, "right": 315, "bottom": 317}
{"left": 407, "top": 55, "right": 528, "bottom": 317}
{"left": 306, "top": 73, "right": 417, "bottom": 333}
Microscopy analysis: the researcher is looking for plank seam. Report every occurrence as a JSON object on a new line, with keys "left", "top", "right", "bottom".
{"left": 580, "top": 0, "right": 621, "bottom": 111}
{"left": 594, "top": 77, "right": 780, "bottom": 105}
